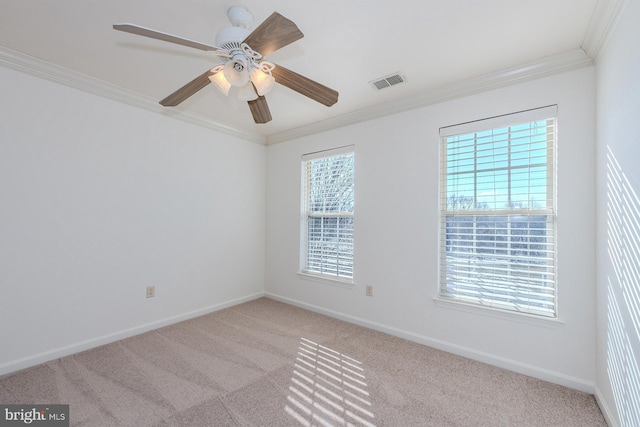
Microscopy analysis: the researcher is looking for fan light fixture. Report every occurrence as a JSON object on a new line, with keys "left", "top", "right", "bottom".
{"left": 207, "top": 6, "right": 276, "bottom": 101}
{"left": 209, "top": 65, "right": 231, "bottom": 95}
{"left": 207, "top": 47, "right": 276, "bottom": 100}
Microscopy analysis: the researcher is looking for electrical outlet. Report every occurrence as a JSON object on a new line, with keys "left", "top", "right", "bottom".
{"left": 146, "top": 286, "right": 155, "bottom": 298}
{"left": 366, "top": 285, "right": 373, "bottom": 297}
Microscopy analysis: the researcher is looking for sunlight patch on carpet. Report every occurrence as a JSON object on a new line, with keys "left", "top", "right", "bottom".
{"left": 285, "top": 337, "right": 375, "bottom": 427}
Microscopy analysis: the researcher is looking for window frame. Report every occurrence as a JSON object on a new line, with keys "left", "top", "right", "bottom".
{"left": 438, "top": 106, "right": 558, "bottom": 318}
{"left": 299, "top": 145, "right": 355, "bottom": 285}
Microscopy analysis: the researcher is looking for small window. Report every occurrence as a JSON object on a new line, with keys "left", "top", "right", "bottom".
{"left": 300, "top": 146, "right": 355, "bottom": 282}
{"left": 439, "top": 106, "right": 557, "bottom": 317}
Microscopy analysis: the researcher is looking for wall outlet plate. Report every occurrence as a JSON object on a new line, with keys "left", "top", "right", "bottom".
{"left": 146, "top": 286, "right": 155, "bottom": 298}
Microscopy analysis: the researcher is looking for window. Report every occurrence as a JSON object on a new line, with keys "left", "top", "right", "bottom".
{"left": 300, "top": 146, "right": 355, "bottom": 282}
{"left": 439, "top": 106, "right": 557, "bottom": 317}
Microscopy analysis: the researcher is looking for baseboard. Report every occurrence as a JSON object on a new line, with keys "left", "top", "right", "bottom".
{"left": 594, "top": 384, "right": 619, "bottom": 427}
{"left": 0, "top": 292, "right": 265, "bottom": 377}
{"left": 265, "top": 292, "right": 595, "bottom": 394}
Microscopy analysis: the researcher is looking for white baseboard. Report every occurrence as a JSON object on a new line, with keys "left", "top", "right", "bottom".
{"left": 594, "top": 384, "right": 619, "bottom": 427}
{"left": 265, "top": 292, "right": 595, "bottom": 394}
{"left": 0, "top": 292, "right": 265, "bottom": 377}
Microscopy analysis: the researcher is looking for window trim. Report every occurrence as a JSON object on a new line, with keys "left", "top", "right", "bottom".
{"left": 297, "top": 271, "right": 355, "bottom": 288}
{"left": 432, "top": 296, "right": 565, "bottom": 328}
{"left": 438, "top": 106, "right": 558, "bottom": 318}
{"left": 299, "top": 145, "right": 355, "bottom": 285}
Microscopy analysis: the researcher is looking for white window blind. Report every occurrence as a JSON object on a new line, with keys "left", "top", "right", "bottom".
{"left": 439, "top": 106, "right": 557, "bottom": 317}
{"left": 301, "top": 146, "right": 355, "bottom": 281}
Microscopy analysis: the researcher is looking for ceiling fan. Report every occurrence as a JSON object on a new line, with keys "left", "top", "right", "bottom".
{"left": 113, "top": 5, "right": 338, "bottom": 124}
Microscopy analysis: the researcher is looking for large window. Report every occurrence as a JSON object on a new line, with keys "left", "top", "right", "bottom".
{"left": 439, "top": 106, "right": 557, "bottom": 317}
{"left": 300, "top": 146, "right": 355, "bottom": 282}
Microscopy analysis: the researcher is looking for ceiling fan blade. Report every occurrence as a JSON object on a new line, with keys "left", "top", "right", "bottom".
{"left": 248, "top": 96, "right": 272, "bottom": 123}
{"left": 272, "top": 65, "right": 338, "bottom": 107}
{"left": 113, "top": 24, "right": 219, "bottom": 52}
{"left": 160, "top": 69, "right": 214, "bottom": 106}
{"left": 242, "top": 12, "right": 304, "bottom": 57}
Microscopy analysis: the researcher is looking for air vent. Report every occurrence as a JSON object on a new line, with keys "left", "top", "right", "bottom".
{"left": 370, "top": 73, "right": 406, "bottom": 90}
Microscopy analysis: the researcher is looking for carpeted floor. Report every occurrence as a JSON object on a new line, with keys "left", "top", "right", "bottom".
{"left": 0, "top": 298, "right": 606, "bottom": 426}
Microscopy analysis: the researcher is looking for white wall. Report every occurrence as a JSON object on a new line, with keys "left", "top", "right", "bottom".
{"left": 0, "top": 66, "right": 266, "bottom": 374}
{"left": 594, "top": 0, "right": 640, "bottom": 424}
{"left": 266, "top": 66, "right": 596, "bottom": 391}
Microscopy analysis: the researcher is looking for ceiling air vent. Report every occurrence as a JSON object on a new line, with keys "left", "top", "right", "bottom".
{"left": 370, "top": 73, "right": 406, "bottom": 90}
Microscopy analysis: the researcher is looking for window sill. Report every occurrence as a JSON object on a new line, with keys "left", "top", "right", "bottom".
{"left": 432, "top": 296, "right": 565, "bottom": 329}
{"left": 297, "top": 272, "right": 354, "bottom": 289}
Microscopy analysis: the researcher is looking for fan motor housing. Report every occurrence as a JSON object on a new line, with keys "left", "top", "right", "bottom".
{"left": 216, "top": 26, "right": 251, "bottom": 51}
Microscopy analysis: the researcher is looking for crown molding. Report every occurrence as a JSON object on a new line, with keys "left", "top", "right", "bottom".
{"left": 582, "top": 0, "right": 626, "bottom": 60}
{"left": 0, "top": 46, "right": 267, "bottom": 145}
{"left": 2, "top": 46, "right": 592, "bottom": 147}
{"left": 267, "top": 48, "right": 593, "bottom": 144}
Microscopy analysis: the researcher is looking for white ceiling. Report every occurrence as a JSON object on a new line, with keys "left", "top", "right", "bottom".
{"left": 1, "top": 1, "right": 604, "bottom": 143}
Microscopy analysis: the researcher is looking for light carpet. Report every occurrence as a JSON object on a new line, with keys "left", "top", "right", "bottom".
{"left": 0, "top": 298, "right": 606, "bottom": 426}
